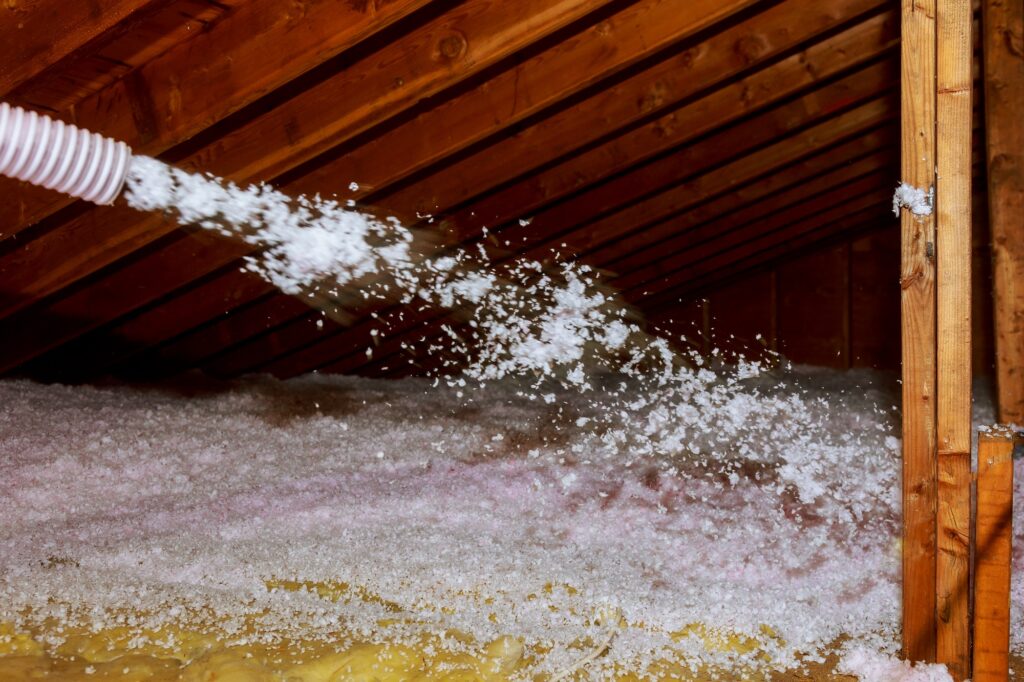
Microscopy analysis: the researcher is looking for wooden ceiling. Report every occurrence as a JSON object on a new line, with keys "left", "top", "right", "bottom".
{"left": 0, "top": 0, "right": 908, "bottom": 382}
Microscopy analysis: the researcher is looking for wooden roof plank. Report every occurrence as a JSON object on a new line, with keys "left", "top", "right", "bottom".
{"left": 635, "top": 201, "right": 894, "bottom": 310}
{"left": 246, "top": 106, "right": 898, "bottom": 380}
{"left": 0, "top": 0, "right": 163, "bottom": 97}
{"left": 641, "top": 211, "right": 892, "bottom": 306}
{"left": 379, "top": 0, "right": 896, "bottom": 227}
{"left": 0, "top": 0, "right": 436, "bottom": 237}
{"left": 441, "top": 8, "right": 898, "bottom": 243}
{"left": 592, "top": 138, "right": 897, "bottom": 270}
{"left": 607, "top": 156, "right": 896, "bottom": 283}
{"left": 615, "top": 174, "right": 895, "bottom": 295}
{"left": 54, "top": 11, "right": 900, "bottom": 378}
{"left": 0, "top": 0, "right": 620, "bottom": 322}
{"left": 505, "top": 92, "right": 898, "bottom": 263}
{"left": 274, "top": 0, "right": 766, "bottom": 202}
{"left": 295, "top": 0, "right": 889, "bottom": 205}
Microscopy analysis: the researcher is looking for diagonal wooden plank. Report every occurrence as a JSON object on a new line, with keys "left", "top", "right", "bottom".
{"left": 636, "top": 199, "right": 894, "bottom": 311}
{"left": 588, "top": 132, "right": 898, "bottom": 269}
{"left": 617, "top": 184, "right": 895, "bottom": 301}
{"left": 610, "top": 170, "right": 895, "bottom": 293}
{"left": 56, "top": 3, "right": 900, "bottom": 379}
{"left": 247, "top": 105, "right": 896, "bottom": 382}
{"left": 0, "top": 0, "right": 622, "bottom": 321}
{"left": 504, "top": 90, "right": 898, "bottom": 264}
{"left": 637, "top": 212, "right": 894, "bottom": 312}
{"left": 601, "top": 153, "right": 896, "bottom": 276}
{"left": 212, "top": 95, "right": 898, "bottom": 381}
{"left": 0, "top": 0, "right": 164, "bottom": 97}
{"left": 242, "top": 0, "right": 766, "bottom": 199}
{"left": 201, "top": 94, "right": 898, "bottom": 379}
{"left": 0, "top": 0, "right": 437, "bottom": 237}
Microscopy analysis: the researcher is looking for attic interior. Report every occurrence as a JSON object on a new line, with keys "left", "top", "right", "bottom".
{"left": 0, "top": 0, "right": 1021, "bottom": 680}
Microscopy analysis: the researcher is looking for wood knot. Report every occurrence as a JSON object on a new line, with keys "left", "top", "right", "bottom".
{"left": 676, "top": 47, "right": 699, "bottom": 69}
{"left": 637, "top": 82, "right": 669, "bottom": 113}
{"left": 900, "top": 269, "right": 923, "bottom": 290}
{"left": 437, "top": 31, "right": 468, "bottom": 62}
{"left": 735, "top": 35, "right": 768, "bottom": 64}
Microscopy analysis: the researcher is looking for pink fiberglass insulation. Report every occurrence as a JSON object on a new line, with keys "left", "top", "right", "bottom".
{"left": 0, "top": 369, "right": 1019, "bottom": 678}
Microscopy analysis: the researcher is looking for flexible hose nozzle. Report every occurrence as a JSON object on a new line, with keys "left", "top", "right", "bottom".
{"left": 0, "top": 102, "right": 132, "bottom": 206}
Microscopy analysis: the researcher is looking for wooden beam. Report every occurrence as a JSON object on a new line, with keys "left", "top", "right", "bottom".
{"left": 973, "top": 428, "right": 1015, "bottom": 682}
{"left": 624, "top": 190, "right": 894, "bottom": 305}
{"left": 80, "top": 10, "right": 902, "bottom": 379}
{"left": 380, "top": 0, "right": 895, "bottom": 226}
{"left": 612, "top": 174, "right": 894, "bottom": 294}
{"left": 0, "top": 0, "right": 163, "bottom": 97}
{"left": 983, "top": 0, "right": 1024, "bottom": 424}
{"left": 604, "top": 154, "right": 894, "bottom": 279}
{"left": 290, "top": 0, "right": 772, "bottom": 201}
{"left": 588, "top": 129, "right": 898, "bottom": 267}
{"left": 0, "top": 0, "right": 435, "bottom": 238}
{"left": 899, "top": 0, "right": 939, "bottom": 663}
{"left": 439, "top": 7, "right": 897, "bottom": 241}
{"left": 934, "top": 0, "right": 974, "bottom": 677}
{"left": 507, "top": 93, "right": 897, "bottom": 261}
{"left": 640, "top": 210, "right": 892, "bottom": 311}
{"left": 206, "top": 97, "right": 898, "bottom": 380}
{"left": 0, "top": 14, "right": 898, "bottom": 377}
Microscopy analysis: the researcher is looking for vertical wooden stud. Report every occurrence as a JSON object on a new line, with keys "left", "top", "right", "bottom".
{"left": 900, "top": 0, "right": 939, "bottom": 663}
{"left": 983, "top": 0, "right": 1024, "bottom": 424}
{"left": 935, "top": 0, "right": 974, "bottom": 678}
{"left": 973, "top": 429, "right": 1015, "bottom": 682}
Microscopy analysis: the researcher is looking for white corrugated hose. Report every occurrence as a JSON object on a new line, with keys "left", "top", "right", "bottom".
{"left": 0, "top": 101, "right": 132, "bottom": 205}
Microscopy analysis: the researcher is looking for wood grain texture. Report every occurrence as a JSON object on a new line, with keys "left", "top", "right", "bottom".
{"left": 0, "top": 0, "right": 161, "bottom": 97}
{"left": 293, "top": 0, "right": 773, "bottom": 203}
{"left": 935, "top": 0, "right": 974, "bottom": 677}
{"left": 215, "top": 95, "right": 898, "bottom": 380}
{"left": 899, "top": 0, "right": 938, "bottom": 663}
{"left": 983, "top": 0, "right": 1024, "bottom": 424}
{"left": 0, "top": 0, "right": 435, "bottom": 237}
{"left": 973, "top": 428, "right": 1015, "bottom": 682}
{"left": 0, "top": 8, "right": 893, "bottom": 377}
{"left": 0, "top": 0, "right": 615, "bottom": 327}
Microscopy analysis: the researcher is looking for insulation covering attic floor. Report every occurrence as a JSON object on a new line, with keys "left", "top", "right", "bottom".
{"left": 0, "top": 367, "right": 1021, "bottom": 681}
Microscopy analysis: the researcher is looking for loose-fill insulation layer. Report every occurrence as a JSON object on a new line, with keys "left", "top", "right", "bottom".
{"left": 0, "top": 369, "right": 1019, "bottom": 680}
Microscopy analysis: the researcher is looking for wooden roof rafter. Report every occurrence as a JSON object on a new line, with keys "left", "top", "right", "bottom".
{"left": 0, "top": 0, "right": 910, "bottom": 382}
